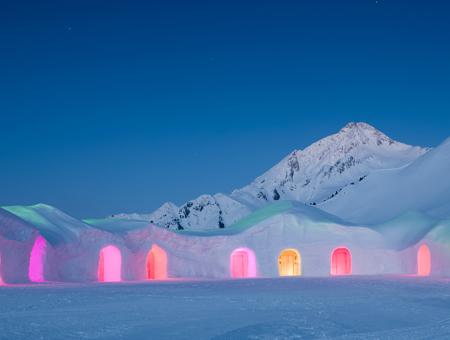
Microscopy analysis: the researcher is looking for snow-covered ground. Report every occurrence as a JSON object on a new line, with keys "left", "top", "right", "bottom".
{"left": 2, "top": 276, "right": 450, "bottom": 339}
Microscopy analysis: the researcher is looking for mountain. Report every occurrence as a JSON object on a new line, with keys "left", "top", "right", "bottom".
{"left": 107, "top": 122, "right": 431, "bottom": 229}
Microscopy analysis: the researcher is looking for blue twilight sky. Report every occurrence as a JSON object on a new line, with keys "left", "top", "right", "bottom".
{"left": 1, "top": 0, "right": 449, "bottom": 219}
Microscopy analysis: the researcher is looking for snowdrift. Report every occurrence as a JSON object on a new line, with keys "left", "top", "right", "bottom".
{"left": 2, "top": 201, "right": 450, "bottom": 284}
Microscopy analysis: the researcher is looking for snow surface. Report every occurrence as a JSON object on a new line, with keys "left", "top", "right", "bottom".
{"left": 2, "top": 277, "right": 450, "bottom": 339}
{"left": 107, "top": 122, "right": 433, "bottom": 230}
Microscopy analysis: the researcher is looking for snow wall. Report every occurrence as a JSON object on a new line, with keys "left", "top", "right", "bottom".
{"left": 1, "top": 201, "right": 450, "bottom": 284}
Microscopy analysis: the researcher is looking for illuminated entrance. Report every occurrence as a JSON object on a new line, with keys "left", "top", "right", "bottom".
{"left": 29, "top": 236, "right": 47, "bottom": 282}
{"left": 0, "top": 250, "right": 3, "bottom": 284}
{"left": 278, "top": 249, "right": 300, "bottom": 276}
{"left": 98, "top": 246, "right": 121, "bottom": 282}
{"left": 418, "top": 245, "right": 431, "bottom": 276}
{"left": 231, "top": 248, "right": 256, "bottom": 278}
{"left": 331, "top": 247, "right": 351, "bottom": 275}
{"left": 146, "top": 245, "right": 167, "bottom": 280}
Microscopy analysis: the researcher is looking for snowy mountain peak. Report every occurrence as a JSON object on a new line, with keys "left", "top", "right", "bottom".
{"left": 338, "top": 121, "right": 395, "bottom": 147}
{"left": 108, "top": 122, "right": 432, "bottom": 230}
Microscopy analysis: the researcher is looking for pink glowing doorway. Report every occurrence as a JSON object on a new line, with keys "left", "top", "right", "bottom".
{"left": 418, "top": 245, "right": 431, "bottom": 276}
{"left": 29, "top": 236, "right": 47, "bottom": 282}
{"left": 331, "top": 247, "right": 351, "bottom": 275}
{"left": 146, "top": 245, "right": 167, "bottom": 280}
{"left": 231, "top": 248, "right": 257, "bottom": 278}
{"left": 0, "top": 250, "right": 2, "bottom": 284}
{"left": 98, "top": 246, "right": 121, "bottom": 282}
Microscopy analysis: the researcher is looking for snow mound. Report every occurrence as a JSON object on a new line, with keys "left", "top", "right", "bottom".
{"left": 0, "top": 207, "right": 38, "bottom": 242}
{"left": 2, "top": 204, "right": 92, "bottom": 247}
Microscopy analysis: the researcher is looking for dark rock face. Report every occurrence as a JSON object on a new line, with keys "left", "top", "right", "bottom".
{"left": 273, "top": 189, "right": 280, "bottom": 201}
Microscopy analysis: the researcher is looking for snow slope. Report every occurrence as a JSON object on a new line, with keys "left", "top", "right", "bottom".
{"left": 108, "top": 122, "right": 431, "bottom": 229}
{"left": 320, "top": 136, "right": 450, "bottom": 223}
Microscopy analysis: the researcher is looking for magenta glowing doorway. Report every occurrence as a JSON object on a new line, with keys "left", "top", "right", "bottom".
{"left": 331, "top": 247, "right": 351, "bottom": 275}
{"left": 98, "top": 246, "right": 122, "bottom": 282}
{"left": 0, "top": 249, "right": 2, "bottom": 284}
{"left": 29, "top": 236, "right": 47, "bottom": 282}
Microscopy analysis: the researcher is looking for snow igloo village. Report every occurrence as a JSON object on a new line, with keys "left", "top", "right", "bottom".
{"left": 1, "top": 122, "right": 449, "bottom": 284}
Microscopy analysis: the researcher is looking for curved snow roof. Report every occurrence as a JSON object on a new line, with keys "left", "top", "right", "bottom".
{"left": 371, "top": 211, "right": 441, "bottom": 251}
{"left": 2, "top": 199, "right": 450, "bottom": 255}
{"left": 84, "top": 218, "right": 159, "bottom": 233}
{"left": 176, "top": 200, "right": 351, "bottom": 236}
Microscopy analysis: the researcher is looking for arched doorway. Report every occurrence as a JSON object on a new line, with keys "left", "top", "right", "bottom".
{"left": 29, "top": 236, "right": 47, "bottom": 282}
{"left": 98, "top": 246, "right": 121, "bottom": 282}
{"left": 279, "top": 249, "right": 301, "bottom": 276}
{"left": 0, "top": 249, "right": 3, "bottom": 284}
{"left": 418, "top": 245, "right": 431, "bottom": 276}
{"left": 146, "top": 245, "right": 167, "bottom": 280}
{"left": 231, "top": 248, "right": 256, "bottom": 278}
{"left": 331, "top": 247, "right": 351, "bottom": 275}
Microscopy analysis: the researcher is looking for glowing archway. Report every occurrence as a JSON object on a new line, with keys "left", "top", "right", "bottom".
{"left": 146, "top": 245, "right": 167, "bottom": 280}
{"left": 279, "top": 249, "right": 301, "bottom": 276}
{"left": 98, "top": 246, "right": 121, "bottom": 282}
{"left": 231, "top": 248, "right": 256, "bottom": 278}
{"left": 418, "top": 245, "right": 431, "bottom": 276}
{"left": 331, "top": 247, "right": 351, "bottom": 275}
{"left": 0, "top": 249, "right": 2, "bottom": 284}
{"left": 29, "top": 236, "right": 47, "bottom": 282}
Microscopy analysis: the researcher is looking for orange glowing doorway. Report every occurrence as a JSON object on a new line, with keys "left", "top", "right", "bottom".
{"left": 418, "top": 245, "right": 431, "bottom": 276}
{"left": 331, "top": 247, "right": 351, "bottom": 275}
{"left": 146, "top": 245, "right": 167, "bottom": 280}
{"left": 279, "top": 250, "right": 300, "bottom": 276}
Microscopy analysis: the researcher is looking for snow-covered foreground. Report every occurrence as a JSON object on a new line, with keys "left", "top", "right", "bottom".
{"left": 1, "top": 277, "right": 450, "bottom": 339}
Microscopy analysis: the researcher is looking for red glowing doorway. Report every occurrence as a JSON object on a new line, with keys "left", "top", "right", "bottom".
{"left": 146, "top": 245, "right": 167, "bottom": 280}
{"left": 418, "top": 245, "right": 431, "bottom": 276}
{"left": 331, "top": 247, "right": 351, "bottom": 275}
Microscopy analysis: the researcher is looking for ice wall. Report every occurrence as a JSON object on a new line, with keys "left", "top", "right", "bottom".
{"left": 2, "top": 201, "right": 450, "bottom": 283}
